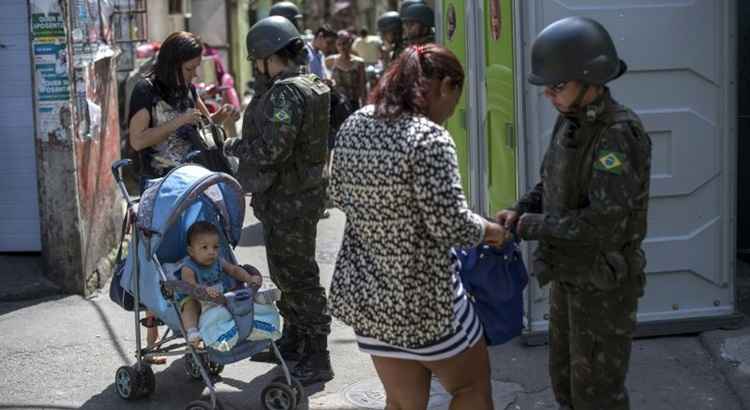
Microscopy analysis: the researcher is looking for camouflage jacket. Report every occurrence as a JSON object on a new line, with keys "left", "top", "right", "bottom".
{"left": 514, "top": 89, "right": 652, "bottom": 291}
{"left": 226, "top": 68, "right": 331, "bottom": 221}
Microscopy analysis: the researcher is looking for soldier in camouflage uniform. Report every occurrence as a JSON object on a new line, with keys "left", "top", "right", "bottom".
{"left": 269, "top": 1, "right": 302, "bottom": 30}
{"left": 225, "top": 15, "right": 334, "bottom": 385}
{"left": 497, "top": 17, "right": 651, "bottom": 410}
{"left": 377, "top": 11, "right": 404, "bottom": 71}
{"left": 401, "top": 3, "right": 436, "bottom": 46}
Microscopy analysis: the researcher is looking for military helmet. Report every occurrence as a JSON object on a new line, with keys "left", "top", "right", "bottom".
{"left": 529, "top": 16, "right": 626, "bottom": 86}
{"left": 399, "top": 0, "right": 424, "bottom": 17}
{"left": 401, "top": 3, "right": 435, "bottom": 28}
{"left": 377, "top": 11, "right": 402, "bottom": 34}
{"left": 269, "top": 1, "right": 302, "bottom": 23}
{"left": 246, "top": 16, "right": 301, "bottom": 60}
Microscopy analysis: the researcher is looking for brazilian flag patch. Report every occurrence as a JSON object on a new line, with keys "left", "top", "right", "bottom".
{"left": 272, "top": 109, "right": 291, "bottom": 124}
{"left": 594, "top": 150, "right": 625, "bottom": 175}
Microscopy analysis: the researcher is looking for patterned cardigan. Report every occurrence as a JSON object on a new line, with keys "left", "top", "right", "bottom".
{"left": 327, "top": 105, "right": 485, "bottom": 348}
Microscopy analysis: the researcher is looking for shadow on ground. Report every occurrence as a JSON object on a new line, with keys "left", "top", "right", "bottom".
{"left": 239, "top": 222, "right": 264, "bottom": 247}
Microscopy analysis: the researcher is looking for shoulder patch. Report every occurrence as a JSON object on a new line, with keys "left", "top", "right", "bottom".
{"left": 272, "top": 109, "right": 291, "bottom": 124}
{"left": 594, "top": 150, "right": 625, "bottom": 175}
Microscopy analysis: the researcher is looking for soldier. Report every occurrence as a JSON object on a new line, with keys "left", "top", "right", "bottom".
{"left": 398, "top": 0, "right": 424, "bottom": 16}
{"left": 496, "top": 17, "right": 651, "bottom": 410}
{"left": 377, "top": 11, "right": 404, "bottom": 71}
{"left": 402, "top": 3, "right": 435, "bottom": 46}
{"left": 225, "top": 15, "right": 334, "bottom": 385}
{"left": 268, "top": 1, "right": 303, "bottom": 30}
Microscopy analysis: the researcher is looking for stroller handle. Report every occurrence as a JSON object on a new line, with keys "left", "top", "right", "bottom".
{"left": 185, "top": 150, "right": 203, "bottom": 162}
{"left": 111, "top": 159, "right": 134, "bottom": 207}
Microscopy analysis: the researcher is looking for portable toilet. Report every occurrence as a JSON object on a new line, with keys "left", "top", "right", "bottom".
{"left": 436, "top": 0, "right": 743, "bottom": 344}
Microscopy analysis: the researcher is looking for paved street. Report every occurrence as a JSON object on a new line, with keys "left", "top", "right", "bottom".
{"left": 1, "top": 201, "right": 749, "bottom": 410}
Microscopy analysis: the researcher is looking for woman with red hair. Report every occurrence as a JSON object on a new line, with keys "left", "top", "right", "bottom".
{"left": 328, "top": 44, "right": 508, "bottom": 409}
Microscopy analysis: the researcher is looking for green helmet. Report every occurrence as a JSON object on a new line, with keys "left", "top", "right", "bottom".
{"left": 246, "top": 16, "right": 301, "bottom": 60}
{"left": 402, "top": 3, "right": 434, "bottom": 28}
{"left": 399, "top": 0, "right": 424, "bottom": 17}
{"left": 529, "top": 16, "right": 626, "bottom": 86}
{"left": 377, "top": 11, "right": 402, "bottom": 34}
{"left": 269, "top": 1, "right": 302, "bottom": 24}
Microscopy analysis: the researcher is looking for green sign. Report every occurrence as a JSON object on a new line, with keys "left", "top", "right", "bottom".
{"left": 31, "top": 13, "right": 65, "bottom": 39}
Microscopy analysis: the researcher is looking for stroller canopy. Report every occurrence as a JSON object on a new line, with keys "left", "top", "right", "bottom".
{"left": 137, "top": 165, "right": 245, "bottom": 251}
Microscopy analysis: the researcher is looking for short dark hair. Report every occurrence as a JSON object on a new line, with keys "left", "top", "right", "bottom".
{"left": 315, "top": 25, "right": 337, "bottom": 39}
{"left": 275, "top": 37, "right": 308, "bottom": 66}
{"left": 187, "top": 221, "right": 218, "bottom": 245}
{"left": 360, "top": 28, "right": 368, "bottom": 37}
{"left": 369, "top": 44, "right": 464, "bottom": 119}
{"left": 149, "top": 31, "right": 203, "bottom": 97}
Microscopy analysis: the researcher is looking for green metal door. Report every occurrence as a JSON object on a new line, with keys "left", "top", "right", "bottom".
{"left": 483, "top": 0, "right": 517, "bottom": 214}
{"left": 441, "top": 0, "right": 471, "bottom": 197}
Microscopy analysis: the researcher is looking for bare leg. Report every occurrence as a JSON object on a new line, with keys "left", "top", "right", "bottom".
{"left": 181, "top": 299, "right": 202, "bottom": 347}
{"left": 422, "top": 339, "right": 493, "bottom": 410}
{"left": 144, "top": 311, "right": 166, "bottom": 365}
{"left": 371, "top": 355, "right": 432, "bottom": 410}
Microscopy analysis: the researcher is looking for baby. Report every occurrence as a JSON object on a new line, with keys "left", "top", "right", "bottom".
{"left": 179, "top": 221, "right": 262, "bottom": 347}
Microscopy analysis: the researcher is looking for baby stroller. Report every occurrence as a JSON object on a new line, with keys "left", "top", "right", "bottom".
{"left": 110, "top": 159, "right": 305, "bottom": 410}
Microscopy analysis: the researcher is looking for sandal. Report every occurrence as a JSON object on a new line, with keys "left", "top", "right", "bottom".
{"left": 140, "top": 316, "right": 164, "bottom": 328}
{"left": 144, "top": 356, "right": 167, "bottom": 365}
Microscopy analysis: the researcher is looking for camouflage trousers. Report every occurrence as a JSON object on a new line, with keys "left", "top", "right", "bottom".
{"left": 259, "top": 215, "right": 332, "bottom": 337}
{"left": 548, "top": 278, "right": 640, "bottom": 410}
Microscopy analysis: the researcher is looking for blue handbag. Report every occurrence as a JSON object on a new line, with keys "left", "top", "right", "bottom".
{"left": 456, "top": 241, "right": 528, "bottom": 346}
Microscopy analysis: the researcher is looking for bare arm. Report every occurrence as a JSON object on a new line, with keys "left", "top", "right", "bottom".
{"left": 128, "top": 107, "right": 199, "bottom": 151}
{"left": 221, "top": 259, "right": 262, "bottom": 287}
{"left": 181, "top": 266, "right": 199, "bottom": 286}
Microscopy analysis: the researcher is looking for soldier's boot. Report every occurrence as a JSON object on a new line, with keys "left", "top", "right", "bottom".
{"left": 291, "top": 334, "right": 334, "bottom": 386}
{"left": 250, "top": 324, "right": 304, "bottom": 363}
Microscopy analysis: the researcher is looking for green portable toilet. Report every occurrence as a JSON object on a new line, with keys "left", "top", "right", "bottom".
{"left": 439, "top": 0, "right": 473, "bottom": 205}
{"left": 438, "top": 0, "right": 519, "bottom": 215}
{"left": 438, "top": 0, "right": 742, "bottom": 343}
{"left": 480, "top": 0, "right": 518, "bottom": 215}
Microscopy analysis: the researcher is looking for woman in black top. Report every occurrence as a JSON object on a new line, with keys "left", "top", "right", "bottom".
{"left": 127, "top": 31, "right": 240, "bottom": 361}
{"left": 128, "top": 31, "right": 240, "bottom": 181}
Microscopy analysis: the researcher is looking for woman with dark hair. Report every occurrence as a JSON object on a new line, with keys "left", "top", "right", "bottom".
{"left": 127, "top": 31, "right": 239, "bottom": 362}
{"left": 325, "top": 30, "right": 367, "bottom": 109}
{"left": 128, "top": 31, "right": 239, "bottom": 181}
{"left": 328, "top": 44, "right": 509, "bottom": 409}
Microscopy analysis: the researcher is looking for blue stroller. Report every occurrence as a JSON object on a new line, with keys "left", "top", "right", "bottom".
{"left": 110, "top": 160, "right": 304, "bottom": 410}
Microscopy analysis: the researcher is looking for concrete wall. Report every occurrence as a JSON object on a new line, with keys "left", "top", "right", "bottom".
{"left": 146, "top": 0, "right": 186, "bottom": 43}
{"left": 31, "top": 0, "right": 123, "bottom": 295}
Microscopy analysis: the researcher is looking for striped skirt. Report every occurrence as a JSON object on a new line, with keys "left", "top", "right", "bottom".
{"left": 356, "top": 273, "right": 483, "bottom": 361}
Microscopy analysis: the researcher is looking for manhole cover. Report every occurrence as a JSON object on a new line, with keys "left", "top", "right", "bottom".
{"left": 344, "top": 377, "right": 451, "bottom": 409}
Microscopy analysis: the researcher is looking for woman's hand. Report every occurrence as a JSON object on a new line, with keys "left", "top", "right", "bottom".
{"left": 212, "top": 104, "right": 241, "bottom": 124}
{"left": 176, "top": 109, "right": 202, "bottom": 127}
{"left": 496, "top": 209, "right": 519, "bottom": 230}
{"left": 483, "top": 220, "right": 511, "bottom": 248}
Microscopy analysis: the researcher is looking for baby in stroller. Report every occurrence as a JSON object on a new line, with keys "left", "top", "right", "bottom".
{"left": 178, "top": 221, "right": 262, "bottom": 347}
{"left": 110, "top": 162, "right": 305, "bottom": 410}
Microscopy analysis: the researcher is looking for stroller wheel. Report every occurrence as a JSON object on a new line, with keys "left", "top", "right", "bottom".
{"left": 261, "top": 382, "right": 298, "bottom": 410}
{"left": 137, "top": 365, "right": 156, "bottom": 397}
{"left": 114, "top": 366, "right": 139, "bottom": 400}
{"left": 184, "top": 354, "right": 203, "bottom": 380}
{"left": 184, "top": 399, "right": 223, "bottom": 410}
{"left": 272, "top": 376, "right": 305, "bottom": 404}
